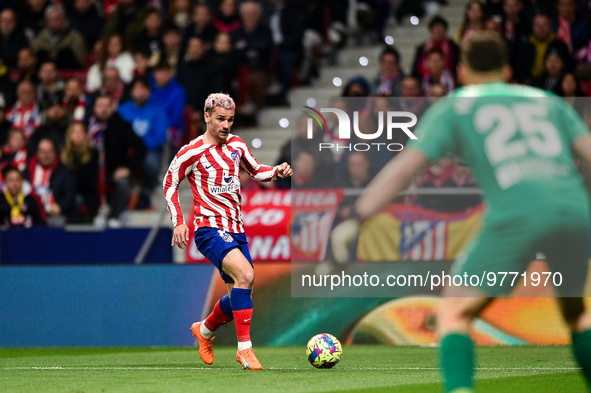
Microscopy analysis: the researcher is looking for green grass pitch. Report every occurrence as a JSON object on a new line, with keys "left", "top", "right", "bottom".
{"left": 0, "top": 346, "right": 587, "bottom": 392}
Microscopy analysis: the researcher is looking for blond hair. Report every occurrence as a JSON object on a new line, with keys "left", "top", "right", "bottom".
{"left": 61, "top": 123, "right": 92, "bottom": 167}
{"left": 204, "top": 93, "right": 236, "bottom": 114}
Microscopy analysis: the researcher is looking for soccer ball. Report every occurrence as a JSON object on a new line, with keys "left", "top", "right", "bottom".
{"left": 306, "top": 333, "right": 342, "bottom": 368}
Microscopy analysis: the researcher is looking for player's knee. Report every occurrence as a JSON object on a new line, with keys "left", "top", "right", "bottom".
{"left": 437, "top": 300, "right": 478, "bottom": 324}
{"left": 235, "top": 268, "right": 254, "bottom": 288}
{"left": 563, "top": 309, "right": 586, "bottom": 331}
{"left": 559, "top": 299, "right": 586, "bottom": 330}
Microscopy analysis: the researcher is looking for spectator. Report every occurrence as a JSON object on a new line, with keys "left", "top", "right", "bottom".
{"left": 267, "top": 0, "right": 304, "bottom": 102}
{"left": 0, "top": 166, "right": 45, "bottom": 228}
{"left": 412, "top": 16, "right": 460, "bottom": 79}
{"left": 416, "top": 156, "right": 456, "bottom": 210}
{"left": 560, "top": 72, "right": 589, "bottom": 119}
{"left": 231, "top": 1, "right": 272, "bottom": 114}
{"left": 420, "top": 156, "right": 456, "bottom": 187}
{"left": 210, "top": 32, "right": 238, "bottom": 97}
{"left": 323, "top": 97, "right": 350, "bottom": 155}
{"left": 213, "top": 0, "right": 241, "bottom": 34}
{"left": 422, "top": 49, "right": 455, "bottom": 94}
{"left": 502, "top": 0, "right": 530, "bottom": 42}
{"left": 373, "top": 46, "right": 405, "bottom": 97}
{"left": 60, "top": 122, "right": 99, "bottom": 223}
{"left": 297, "top": 1, "right": 324, "bottom": 86}
{"left": 484, "top": 0, "right": 503, "bottom": 19}
{"left": 31, "top": 4, "right": 86, "bottom": 69}
{"left": 132, "top": 49, "right": 151, "bottom": 78}
{"left": 118, "top": 77, "right": 168, "bottom": 208}
{"left": 62, "top": 77, "right": 87, "bottom": 121}
{"left": 182, "top": 107, "right": 204, "bottom": 143}
{"left": 551, "top": 0, "right": 589, "bottom": 54}
{"left": 20, "top": 0, "right": 48, "bottom": 41}
{"left": 0, "top": 129, "right": 28, "bottom": 174}
{"left": 342, "top": 75, "right": 371, "bottom": 117}
{"left": 283, "top": 114, "right": 333, "bottom": 183}
{"left": 101, "top": 0, "right": 148, "bottom": 46}
{"left": 364, "top": 96, "right": 400, "bottom": 168}
{"left": 27, "top": 138, "right": 77, "bottom": 224}
{"left": 239, "top": 166, "right": 264, "bottom": 191}
{"left": 27, "top": 98, "right": 70, "bottom": 155}
{"left": 36, "top": 61, "right": 64, "bottom": 110}
{"left": 393, "top": 76, "right": 428, "bottom": 118}
{"left": 427, "top": 83, "right": 447, "bottom": 103}
{"left": 485, "top": 15, "right": 503, "bottom": 35}
{"left": 149, "top": 60, "right": 186, "bottom": 138}
{"left": 67, "top": 0, "right": 105, "bottom": 50}
{"left": 159, "top": 25, "right": 182, "bottom": 70}
{"left": 91, "top": 67, "right": 130, "bottom": 107}
{"left": 13, "top": 47, "right": 39, "bottom": 85}
{"left": 532, "top": 49, "right": 565, "bottom": 94}
{"left": 524, "top": 14, "right": 571, "bottom": 81}
{"left": 177, "top": 36, "right": 213, "bottom": 113}
{"left": 343, "top": 76, "right": 370, "bottom": 97}
{"left": 455, "top": 0, "right": 485, "bottom": 45}
{"left": 0, "top": 58, "right": 15, "bottom": 108}
{"left": 0, "top": 8, "right": 28, "bottom": 69}
{"left": 180, "top": 3, "right": 218, "bottom": 59}
{"left": 334, "top": 150, "right": 376, "bottom": 188}
{"left": 86, "top": 34, "right": 135, "bottom": 93}
{"left": 168, "top": 0, "right": 194, "bottom": 32}
{"left": 358, "top": 0, "right": 392, "bottom": 41}
{"left": 0, "top": 102, "right": 10, "bottom": 145}
{"left": 87, "top": 95, "right": 146, "bottom": 226}
{"left": 132, "top": 8, "right": 164, "bottom": 60}
{"left": 438, "top": 163, "right": 482, "bottom": 212}
{"left": 292, "top": 150, "right": 323, "bottom": 189}
{"left": 333, "top": 151, "right": 376, "bottom": 221}
{"left": 7, "top": 80, "right": 40, "bottom": 140}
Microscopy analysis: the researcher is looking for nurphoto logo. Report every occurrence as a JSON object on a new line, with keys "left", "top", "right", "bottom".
{"left": 302, "top": 106, "right": 418, "bottom": 152}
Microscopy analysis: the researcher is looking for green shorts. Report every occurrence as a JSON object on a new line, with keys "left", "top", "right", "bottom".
{"left": 451, "top": 211, "right": 589, "bottom": 297}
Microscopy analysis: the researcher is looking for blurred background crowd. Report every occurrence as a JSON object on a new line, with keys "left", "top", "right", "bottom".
{"left": 0, "top": 0, "right": 589, "bottom": 229}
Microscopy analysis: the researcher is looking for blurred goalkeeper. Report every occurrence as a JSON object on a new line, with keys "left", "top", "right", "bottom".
{"left": 163, "top": 93, "right": 292, "bottom": 370}
{"left": 332, "top": 32, "right": 591, "bottom": 392}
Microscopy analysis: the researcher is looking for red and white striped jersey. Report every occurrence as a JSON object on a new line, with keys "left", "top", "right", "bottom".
{"left": 163, "top": 134, "right": 279, "bottom": 233}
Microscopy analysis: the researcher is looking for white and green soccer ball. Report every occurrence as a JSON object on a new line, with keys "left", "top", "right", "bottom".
{"left": 306, "top": 333, "right": 343, "bottom": 368}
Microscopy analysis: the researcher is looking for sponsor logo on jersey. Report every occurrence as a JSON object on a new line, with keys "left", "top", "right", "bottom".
{"left": 209, "top": 182, "right": 240, "bottom": 194}
{"left": 217, "top": 230, "right": 234, "bottom": 243}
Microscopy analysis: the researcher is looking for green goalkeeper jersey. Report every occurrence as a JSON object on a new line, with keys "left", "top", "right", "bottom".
{"left": 408, "top": 82, "right": 590, "bottom": 223}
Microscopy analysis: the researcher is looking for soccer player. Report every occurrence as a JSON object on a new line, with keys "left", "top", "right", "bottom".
{"left": 163, "top": 93, "right": 292, "bottom": 370}
{"left": 334, "top": 32, "right": 591, "bottom": 392}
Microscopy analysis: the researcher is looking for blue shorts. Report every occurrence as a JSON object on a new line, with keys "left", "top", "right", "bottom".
{"left": 194, "top": 227, "right": 253, "bottom": 283}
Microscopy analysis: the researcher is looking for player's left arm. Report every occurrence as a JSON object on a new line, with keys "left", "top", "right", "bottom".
{"left": 237, "top": 138, "right": 292, "bottom": 181}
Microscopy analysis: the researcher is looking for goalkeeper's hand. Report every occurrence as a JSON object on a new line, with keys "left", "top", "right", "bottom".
{"left": 330, "top": 217, "right": 361, "bottom": 264}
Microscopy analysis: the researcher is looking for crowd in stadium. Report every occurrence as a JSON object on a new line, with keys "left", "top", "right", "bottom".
{"left": 0, "top": 0, "right": 589, "bottom": 229}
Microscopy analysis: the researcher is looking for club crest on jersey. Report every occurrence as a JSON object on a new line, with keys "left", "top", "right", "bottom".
{"left": 217, "top": 230, "right": 233, "bottom": 243}
{"left": 231, "top": 151, "right": 239, "bottom": 165}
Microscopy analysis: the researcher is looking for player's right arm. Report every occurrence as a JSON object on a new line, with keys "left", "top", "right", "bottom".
{"left": 163, "top": 144, "right": 199, "bottom": 249}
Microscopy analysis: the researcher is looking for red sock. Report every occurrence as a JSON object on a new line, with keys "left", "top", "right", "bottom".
{"left": 233, "top": 308, "right": 253, "bottom": 342}
{"left": 204, "top": 300, "right": 233, "bottom": 332}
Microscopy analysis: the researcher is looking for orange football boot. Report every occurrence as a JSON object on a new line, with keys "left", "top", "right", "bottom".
{"left": 236, "top": 347, "right": 262, "bottom": 370}
{"left": 190, "top": 322, "right": 215, "bottom": 365}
